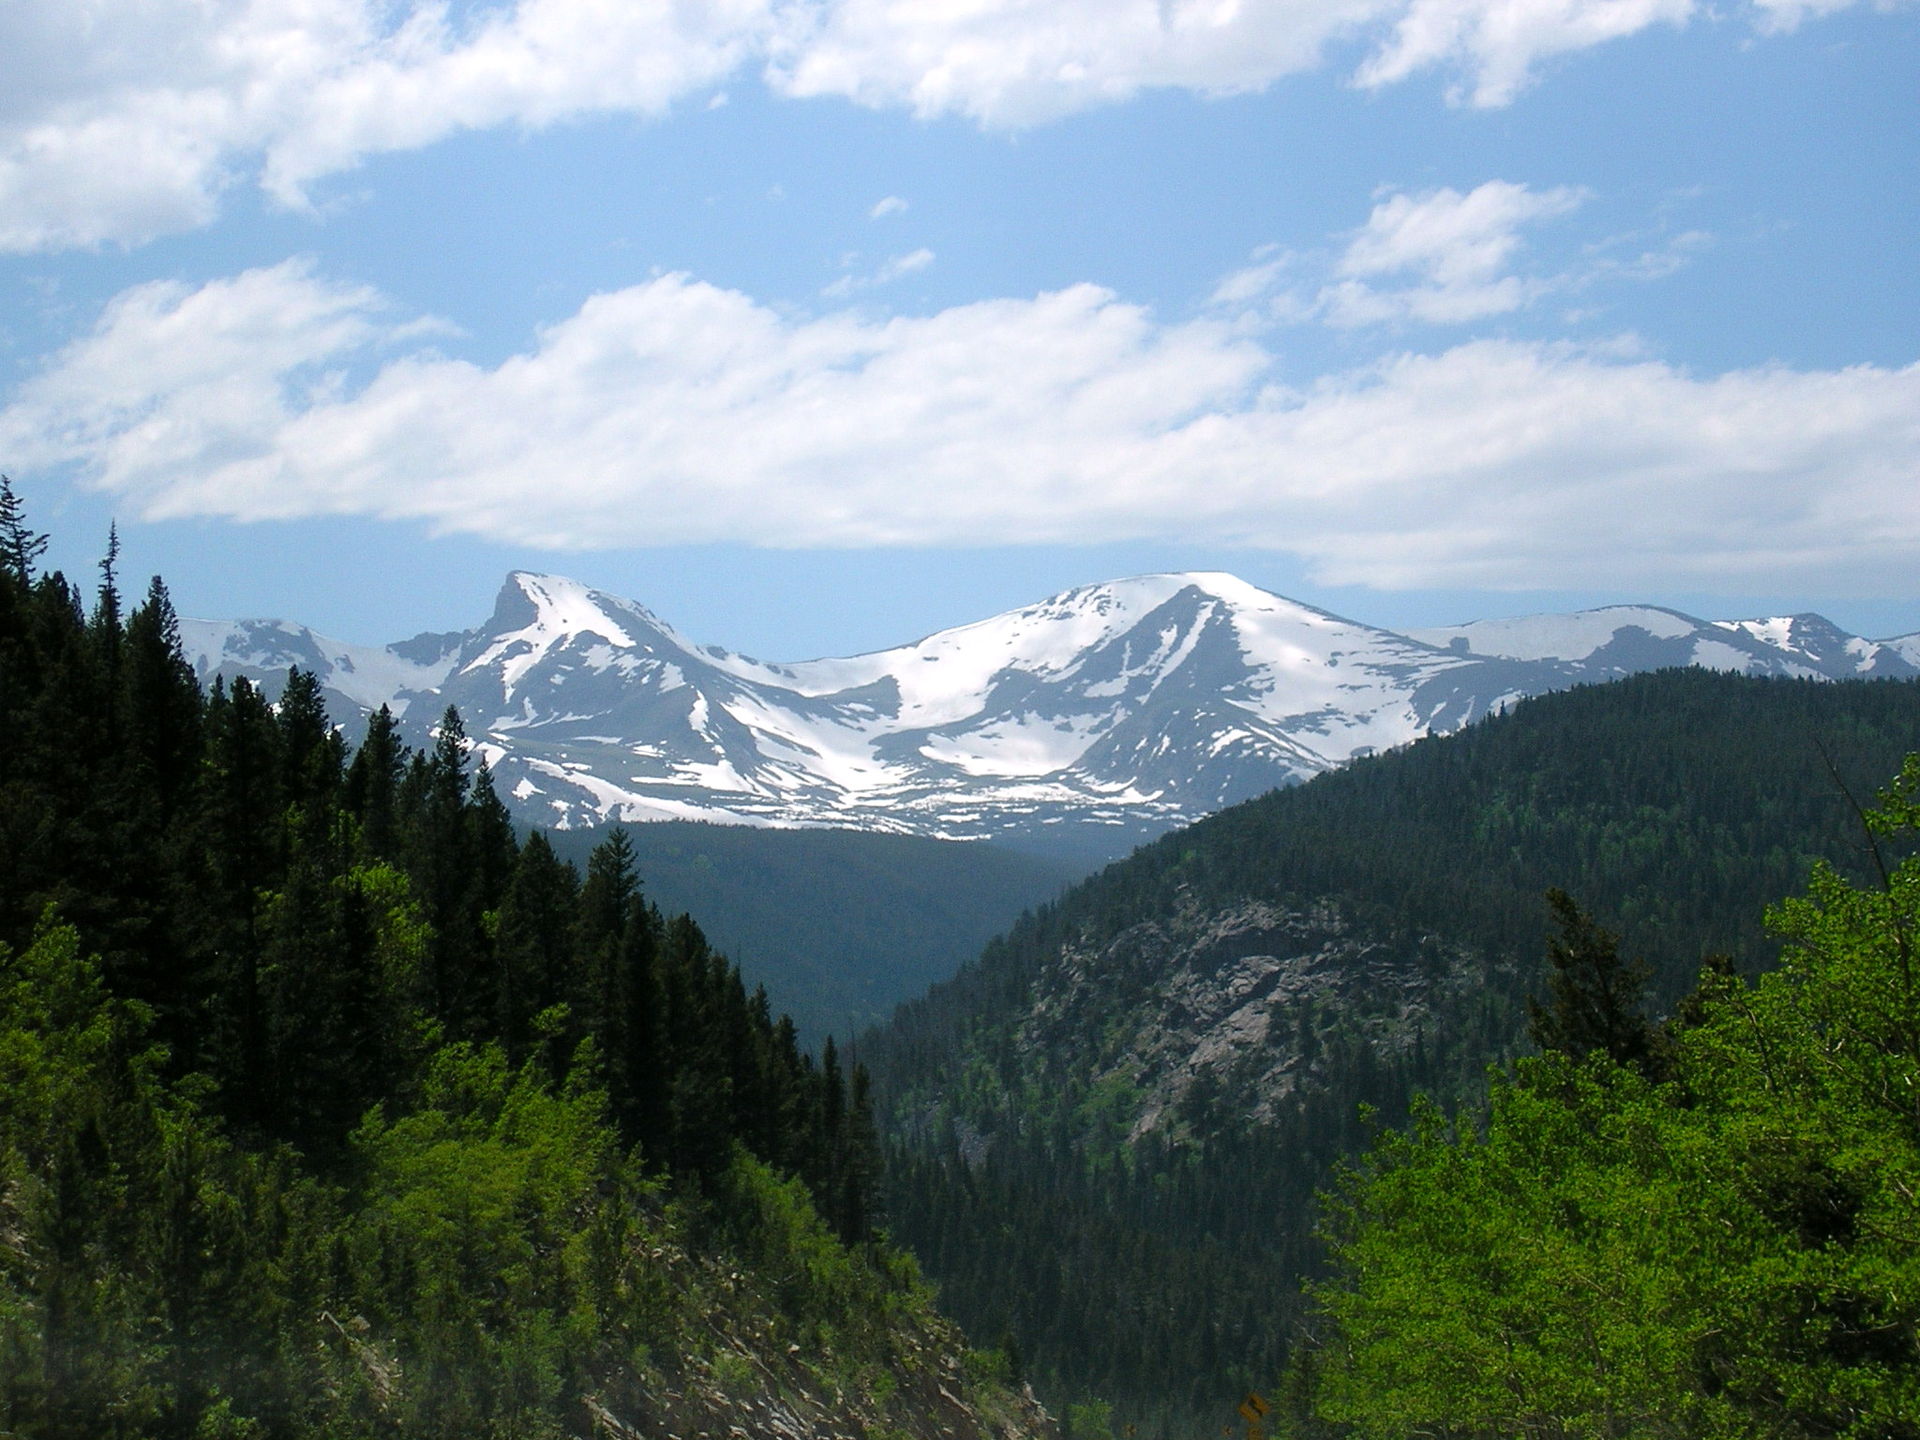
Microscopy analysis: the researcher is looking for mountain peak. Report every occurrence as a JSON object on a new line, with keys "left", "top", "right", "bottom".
{"left": 466, "top": 572, "right": 660, "bottom": 695}
{"left": 493, "top": 570, "right": 695, "bottom": 648}
{"left": 185, "top": 572, "right": 1918, "bottom": 848}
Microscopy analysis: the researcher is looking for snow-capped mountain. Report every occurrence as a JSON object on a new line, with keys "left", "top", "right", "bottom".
{"left": 416, "top": 571, "right": 1574, "bottom": 843}
{"left": 178, "top": 617, "right": 463, "bottom": 720}
{"left": 1407, "top": 605, "right": 1917, "bottom": 679}
{"left": 180, "top": 575, "right": 1920, "bottom": 851}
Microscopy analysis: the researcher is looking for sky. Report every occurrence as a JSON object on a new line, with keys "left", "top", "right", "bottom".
{"left": 2, "top": 0, "right": 1916, "bottom": 662}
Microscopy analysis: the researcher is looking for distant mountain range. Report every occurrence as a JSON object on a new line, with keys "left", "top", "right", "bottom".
{"left": 180, "top": 572, "right": 1920, "bottom": 853}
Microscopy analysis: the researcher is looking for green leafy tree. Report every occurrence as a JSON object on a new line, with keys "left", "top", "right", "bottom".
{"left": 1313, "top": 757, "right": 1920, "bottom": 1439}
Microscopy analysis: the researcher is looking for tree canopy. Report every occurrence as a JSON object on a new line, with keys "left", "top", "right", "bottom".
{"left": 1311, "top": 756, "right": 1920, "bottom": 1437}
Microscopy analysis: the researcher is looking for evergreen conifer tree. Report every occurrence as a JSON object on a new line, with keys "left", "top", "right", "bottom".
{"left": 121, "top": 576, "right": 202, "bottom": 822}
{"left": 0, "top": 474, "right": 48, "bottom": 583}
{"left": 343, "top": 704, "right": 407, "bottom": 861}
{"left": 1525, "top": 887, "right": 1660, "bottom": 1077}
{"left": 492, "top": 829, "right": 579, "bottom": 1066}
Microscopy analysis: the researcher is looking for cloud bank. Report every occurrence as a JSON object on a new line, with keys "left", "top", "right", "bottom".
{"left": 1, "top": 0, "right": 1902, "bottom": 250}
{"left": 6, "top": 260, "right": 1915, "bottom": 595}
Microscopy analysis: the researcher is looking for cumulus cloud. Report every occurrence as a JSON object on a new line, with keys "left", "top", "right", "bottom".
{"left": 0, "top": 0, "right": 768, "bottom": 250}
{"left": 3, "top": 0, "right": 1902, "bottom": 251}
{"left": 762, "top": 0, "right": 1390, "bottom": 124}
{"left": 1320, "top": 180, "right": 1587, "bottom": 325}
{"left": 869, "top": 195, "right": 909, "bottom": 219}
{"left": 7, "top": 262, "right": 1917, "bottom": 594}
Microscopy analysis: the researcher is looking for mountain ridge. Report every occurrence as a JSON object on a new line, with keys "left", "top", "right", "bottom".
{"left": 864, "top": 667, "right": 1920, "bottom": 1430}
{"left": 182, "top": 571, "right": 1920, "bottom": 853}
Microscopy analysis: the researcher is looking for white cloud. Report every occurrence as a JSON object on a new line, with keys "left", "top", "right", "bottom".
{"left": 1748, "top": 0, "right": 1873, "bottom": 29}
{"left": 1321, "top": 180, "right": 1587, "bottom": 325}
{"left": 765, "top": 0, "right": 1905, "bottom": 119}
{"left": 763, "top": 0, "right": 1392, "bottom": 124}
{"left": 1211, "top": 246, "right": 1291, "bottom": 307}
{"left": 4, "top": 0, "right": 1904, "bottom": 251}
{"left": 1217, "top": 182, "right": 1701, "bottom": 329}
{"left": 0, "top": 0, "right": 770, "bottom": 251}
{"left": 7, "top": 262, "right": 1918, "bottom": 595}
{"left": 1356, "top": 0, "right": 1693, "bottom": 106}
{"left": 823, "top": 247, "right": 935, "bottom": 297}
{"left": 869, "top": 195, "right": 909, "bottom": 219}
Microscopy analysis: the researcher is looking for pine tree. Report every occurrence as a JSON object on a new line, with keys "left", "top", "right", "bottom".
{"left": 344, "top": 704, "right": 407, "bottom": 861}
{"left": 575, "top": 827, "right": 640, "bottom": 1048}
{"left": 401, "top": 706, "right": 485, "bottom": 1032}
{"left": 189, "top": 676, "right": 284, "bottom": 1117}
{"left": 611, "top": 892, "right": 667, "bottom": 1158}
{"left": 91, "top": 523, "right": 122, "bottom": 687}
{"left": 1525, "top": 888, "right": 1660, "bottom": 1077}
{"left": 465, "top": 759, "right": 519, "bottom": 920}
{"left": 259, "top": 819, "right": 390, "bottom": 1155}
{"left": 662, "top": 912, "right": 734, "bottom": 1180}
{"left": 0, "top": 474, "right": 48, "bottom": 584}
{"left": 276, "top": 667, "right": 339, "bottom": 821}
{"left": 839, "top": 1061, "right": 882, "bottom": 1244}
{"left": 493, "top": 830, "right": 580, "bottom": 1064}
{"left": 121, "top": 576, "right": 203, "bottom": 822}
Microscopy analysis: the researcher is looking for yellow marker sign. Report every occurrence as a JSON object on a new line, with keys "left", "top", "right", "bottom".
{"left": 1237, "top": 1393, "right": 1269, "bottom": 1422}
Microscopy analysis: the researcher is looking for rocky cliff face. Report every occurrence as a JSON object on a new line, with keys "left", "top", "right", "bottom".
{"left": 598, "top": 1317, "right": 1054, "bottom": 1440}
{"left": 1006, "top": 896, "right": 1504, "bottom": 1151}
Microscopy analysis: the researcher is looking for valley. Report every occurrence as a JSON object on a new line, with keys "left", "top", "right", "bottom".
{"left": 6, "top": 500, "right": 1919, "bottom": 1439}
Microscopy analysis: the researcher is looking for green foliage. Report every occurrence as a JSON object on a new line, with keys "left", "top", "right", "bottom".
{"left": 717, "top": 1150, "right": 880, "bottom": 1342}
{"left": 341, "top": 1043, "right": 635, "bottom": 1436}
{"left": 868, "top": 668, "right": 1920, "bottom": 1434}
{"left": 1065, "top": 1398, "right": 1115, "bottom": 1440}
{"left": 1312, "top": 755, "right": 1920, "bottom": 1437}
{"left": 0, "top": 919, "right": 300, "bottom": 1437}
{"left": 0, "top": 505, "right": 962, "bottom": 1439}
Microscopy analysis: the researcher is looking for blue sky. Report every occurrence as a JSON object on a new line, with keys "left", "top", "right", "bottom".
{"left": 3, "top": 0, "right": 1916, "bottom": 660}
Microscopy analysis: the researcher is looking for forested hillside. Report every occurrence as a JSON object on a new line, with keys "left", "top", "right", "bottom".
{"left": 1311, "top": 758, "right": 1920, "bottom": 1436}
{"left": 864, "top": 667, "right": 1920, "bottom": 1434}
{"left": 0, "top": 488, "right": 1053, "bottom": 1437}
{"left": 543, "top": 822, "right": 1075, "bottom": 1043}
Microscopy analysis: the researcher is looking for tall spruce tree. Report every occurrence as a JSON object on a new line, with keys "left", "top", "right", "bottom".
{"left": 493, "top": 829, "right": 581, "bottom": 1063}
{"left": 0, "top": 474, "right": 49, "bottom": 583}
{"left": 1526, "top": 888, "right": 1661, "bottom": 1077}
{"left": 343, "top": 703, "right": 406, "bottom": 861}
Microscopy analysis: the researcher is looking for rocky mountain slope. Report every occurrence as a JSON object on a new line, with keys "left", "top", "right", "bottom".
{"left": 865, "top": 669, "right": 1920, "bottom": 1428}
{"left": 1008, "top": 896, "right": 1491, "bottom": 1148}
{"left": 183, "top": 572, "right": 1919, "bottom": 852}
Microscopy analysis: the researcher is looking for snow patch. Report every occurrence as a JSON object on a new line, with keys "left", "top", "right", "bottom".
{"left": 1408, "top": 606, "right": 1699, "bottom": 663}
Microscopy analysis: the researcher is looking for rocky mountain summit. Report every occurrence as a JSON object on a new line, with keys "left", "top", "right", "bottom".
{"left": 182, "top": 572, "right": 1919, "bottom": 853}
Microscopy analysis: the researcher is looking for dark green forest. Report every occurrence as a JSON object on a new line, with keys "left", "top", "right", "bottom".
{"left": 0, "top": 488, "right": 1039, "bottom": 1437}
{"left": 865, "top": 667, "right": 1920, "bottom": 1434}
{"left": 541, "top": 821, "right": 1074, "bottom": 1044}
